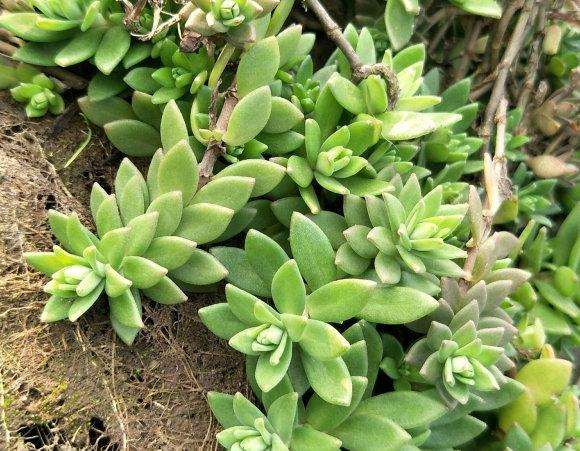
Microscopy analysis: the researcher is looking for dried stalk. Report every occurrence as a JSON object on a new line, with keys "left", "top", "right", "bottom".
{"left": 488, "top": 0, "right": 525, "bottom": 70}
{"left": 427, "top": 9, "right": 457, "bottom": 55}
{"left": 304, "top": 0, "right": 399, "bottom": 108}
{"left": 517, "top": 0, "right": 551, "bottom": 132}
{"left": 462, "top": 98, "right": 511, "bottom": 286}
{"left": 480, "top": 0, "right": 537, "bottom": 153}
{"left": 453, "top": 18, "right": 483, "bottom": 82}
{"left": 484, "top": 98, "right": 510, "bottom": 217}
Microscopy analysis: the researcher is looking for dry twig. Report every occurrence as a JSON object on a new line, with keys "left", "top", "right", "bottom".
{"left": 480, "top": 0, "right": 537, "bottom": 152}
{"left": 453, "top": 18, "right": 483, "bottom": 82}
{"left": 462, "top": 98, "right": 511, "bottom": 286}
{"left": 304, "top": 0, "right": 399, "bottom": 108}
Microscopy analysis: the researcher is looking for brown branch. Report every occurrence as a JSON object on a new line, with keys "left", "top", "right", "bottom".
{"left": 517, "top": 0, "right": 551, "bottom": 133}
{"left": 461, "top": 98, "right": 511, "bottom": 286}
{"left": 548, "top": 10, "right": 580, "bottom": 26}
{"left": 453, "top": 18, "right": 483, "bottom": 82}
{"left": 470, "top": 81, "right": 494, "bottom": 100}
{"left": 422, "top": 6, "right": 456, "bottom": 33}
{"left": 428, "top": 9, "right": 457, "bottom": 55}
{"left": 197, "top": 83, "right": 238, "bottom": 188}
{"left": 488, "top": 0, "right": 525, "bottom": 70}
{"left": 479, "top": 0, "right": 537, "bottom": 153}
{"left": 484, "top": 98, "right": 511, "bottom": 217}
{"left": 122, "top": 0, "right": 148, "bottom": 30}
{"left": 304, "top": 0, "right": 399, "bottom": 108}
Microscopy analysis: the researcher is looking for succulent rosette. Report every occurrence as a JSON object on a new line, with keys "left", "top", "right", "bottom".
{"left": 1, "top": 63, "right": 64, "bottom": 117}
{"left": 25, "top": 101, "right": 287, "bottom": 344}
{"left": 407, "top": 316, "right": 507, "bottom": 405}
{"left": 185, "top": 0, "right": 279, "bottom": 44}
{"left": 201, "top": 219, "right": 378, "bottom": 406}
{"left": 208, "top": 392, "right": 306, "bottom": 451}
{"left": 336, "top": 173, "right": 468, "bottom": 294}
{"left": 280, "top": 117, "right": 391, "bottom": 214}
{"left": 123, "top": 37, "right": 211, "bottom": 104}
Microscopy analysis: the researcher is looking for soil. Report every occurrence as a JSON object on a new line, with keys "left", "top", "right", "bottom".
{"left": 0, "top": 92, "right": 248, "bottom": 450}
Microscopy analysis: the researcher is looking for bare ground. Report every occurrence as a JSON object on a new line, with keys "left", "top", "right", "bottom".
{"left": 0, "top": 92, "right": 248, "bottom": 450}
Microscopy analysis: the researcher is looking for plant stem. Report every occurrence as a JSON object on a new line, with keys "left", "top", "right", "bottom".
{"left": 452, "top": 18, "right": 483, "bottom": 82}
{"left": 488, "top": 0, "right": 525, "bottom": 70}
{"left": 484, "top": 97, "right": 510, "bottom": 217}
{"left": 517, "top": 0, "right": 551, "bottom": 132}
{"left": 198, "top": 83, "right": 238, "bottom": 187}
{"left": 480, "top": 0, "right": 536, "bottom": 153}
{"left": 208, "top": 43, "right": 236, "bottom": 89}
{"left": 461, "top": 98, "right": 510, "bottom": 287}
{"left": 304, "top": 0, "right": 399, "bottom": 108}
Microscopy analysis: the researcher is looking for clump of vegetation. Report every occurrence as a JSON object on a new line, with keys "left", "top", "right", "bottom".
{"left": 1, "top": 0, "right": 578, "bottom": 448}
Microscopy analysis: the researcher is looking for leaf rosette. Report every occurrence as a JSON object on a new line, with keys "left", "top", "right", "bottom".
{"left": 0, "top": 63, "right": 64, "bottom": 117}
{"left": 337, "top": 173, "right": 468, "bottom": 293}
{"left": 25, "top": 101, "right": 287, "bottom": 344}
{"left": 185, "top": 0, "right": 279, "bottom": 44}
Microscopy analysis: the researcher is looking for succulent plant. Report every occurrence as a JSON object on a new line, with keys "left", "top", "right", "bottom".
{"left": 209, "top": 384, "right": 452, "bottom": 450}
{"left": 509, "top": 211, "right": 580, "bottom": 358}
{"left": 123, "top": 37, "right": 211, "bottom": 104}
{"left": 495, "top": 163, "right": 561, "bottom": 229}
{"left": 403, "top": 221, "right": 530, "bottom": 406}
{"left": 0, "top": 63, "right": 64, "bottom": 117}
{"left": 280, "top": 117, "right": 391, "bottom": 214}
{"left": 403, "top": 240, "right": 529, "bottom": 408}
{"left": 208, "top": 391, "right": 304, "bottom": 450}
{"left": 406, "top": 312, "right": 509, "bottom": 406}
{"left": 336, "top": 174, "right": 468, "bottom": 293}
{"left": 0, "top": 0, "right": 141, "bottom": 75}
{"left": 201, "top": 219, "right": 376, "bottom": 406}
{"left": 25, "top": 101, "right": 287, "bottom": 343}
{"left": 383, "top": 0, "right": 502, "bottom": 51}
{"left": 324, "top": 43, "right": 463, "bottom": 142}
{"left": 200, "top": 277, "right": 362, "bottom": 406}
{"left": 499, "top": 350, "right": 578, "bottom": 450}
{"left": 185, "top": 0, "right": 279, "bottom": 45}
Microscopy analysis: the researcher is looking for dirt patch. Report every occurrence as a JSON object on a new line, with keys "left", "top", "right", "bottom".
{"left": 0, "top": 92, "right": 248, "bottom": 450}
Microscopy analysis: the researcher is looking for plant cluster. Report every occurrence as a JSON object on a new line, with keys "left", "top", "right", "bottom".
{"left": 0, "top": 62, "right": 64, "bottom": 116}
{"left": 1, "top": 0, "right": 578, "bottom": 449}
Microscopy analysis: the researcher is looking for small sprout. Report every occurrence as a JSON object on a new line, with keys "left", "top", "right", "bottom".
{"left": 1, "top": 63, "right": 64, "bottom": 117}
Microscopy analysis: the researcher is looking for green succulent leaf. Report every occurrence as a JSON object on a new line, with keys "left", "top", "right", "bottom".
{"left": 223, "top": 86, "right": 272, "bottom": 146}
{"left": 237, "top": 36, "right": 281, "bottom": 98}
